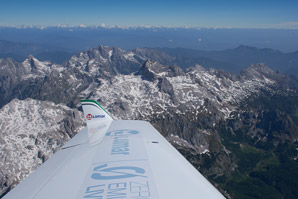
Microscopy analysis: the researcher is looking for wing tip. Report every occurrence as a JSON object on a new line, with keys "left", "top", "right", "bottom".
{"left": 81, "top": 99, "right": 113, "bottom": 121}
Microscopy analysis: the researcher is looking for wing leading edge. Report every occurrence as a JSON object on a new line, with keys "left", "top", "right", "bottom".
{"left": 4, "top": 100, "right": 225, "bottom": 199}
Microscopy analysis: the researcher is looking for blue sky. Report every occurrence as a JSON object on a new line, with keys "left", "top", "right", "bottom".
{"left": 1, "top": 0, "right": 298, "bottom": 28}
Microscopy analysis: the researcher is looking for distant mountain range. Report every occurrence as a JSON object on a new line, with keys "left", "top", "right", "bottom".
{"left": 1, "top": 39, "right": 298, "bottom": 78}
{"left": 1, "top": 26, "right": 298, "bottom": 52}
{"left": 159, "top": 45, "right": 298, "bottom": 77}
{"left": 0, "top": 40, "right": 75, "bottom": 64}
{"left": 1, "top": 45, "right": 298, "bottom": 198}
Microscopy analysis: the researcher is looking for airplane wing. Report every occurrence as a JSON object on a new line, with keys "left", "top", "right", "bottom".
{"left": 4, "top": 100, "right": 225, "bottom": 199}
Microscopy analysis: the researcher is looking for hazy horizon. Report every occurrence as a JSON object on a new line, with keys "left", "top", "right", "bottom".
{"left": 1, "top": 0, "right": 298, "bottom": 29}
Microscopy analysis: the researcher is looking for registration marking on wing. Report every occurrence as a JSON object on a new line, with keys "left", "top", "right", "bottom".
{"left": 79, "top": 129, "right": 159, "bottom": 199}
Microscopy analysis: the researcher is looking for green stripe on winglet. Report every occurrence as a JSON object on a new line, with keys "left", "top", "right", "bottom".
{"left": 80, "top": 99, "right": 112, "bottom": 118}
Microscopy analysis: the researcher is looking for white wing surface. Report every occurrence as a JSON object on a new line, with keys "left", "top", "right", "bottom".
{"left": 4, "top": 100, "right": 225, "bottom": 199}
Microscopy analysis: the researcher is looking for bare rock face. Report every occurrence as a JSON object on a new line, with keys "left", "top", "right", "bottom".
{"left": 0, "top": 98, "right": 85, "bottom": 197}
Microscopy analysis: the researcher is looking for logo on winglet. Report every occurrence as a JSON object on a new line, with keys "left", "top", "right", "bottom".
{"left": 86, "top": 114, "right": 105, "bottom": 120}
{"left": 86, "top": 114, "right": 93, "bottom": 120}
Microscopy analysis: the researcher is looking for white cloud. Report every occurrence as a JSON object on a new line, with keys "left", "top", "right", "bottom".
{"left": 275, "top": 22, "right": 298, "bottom": 29}
{"left": 79, "top": 24, "right": 88, "bottom": 28}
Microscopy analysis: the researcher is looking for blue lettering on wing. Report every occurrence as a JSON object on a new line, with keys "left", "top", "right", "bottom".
{"left": 111, "top": 136, "right": 129, "bottom": 155}
{"left": 106, "top": 130, "right": 139, "bottom": 136}
{"left": 107, "top": 183, "right": 127, "bottom": 198}
{"left": 130, "top": 181, "right": 151, "bottom": 198}
{"left": 91, "top": 164, "right": 147, "bottom": 180}
{"left": 84, "top": 184, "right": 105, "bottom": 198}
{"left": 105, "top": 130, "right": 139, "bottom": 155}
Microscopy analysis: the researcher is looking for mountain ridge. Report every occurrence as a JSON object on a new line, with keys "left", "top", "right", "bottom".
{"left": 1, "top": 39, "right": 298, "bottom": 77}
{"left": 159, "top": 46, "right": 298, "bottom": 77}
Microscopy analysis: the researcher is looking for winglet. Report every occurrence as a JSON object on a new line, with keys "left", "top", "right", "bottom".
{"left": 81, "top": 99, "right": 113, "bottom": 145}
{"left": 81, "top": 99, "right": 113, "bottom": 122}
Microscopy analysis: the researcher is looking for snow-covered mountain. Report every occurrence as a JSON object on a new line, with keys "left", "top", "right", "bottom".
{"left": 1, "top": 45, "right": 292, "bottom": 112}
{"left": 0, "top": 46, "right": 179, "bottom": 108}
{"left": 0, "top": 99, "right": 84, "bottom": 196}
{"left": 1, "top": 45, "right": 298, "bottom": 198}
{"left": 89, "top": 60, "right": 277, "bottom": 120}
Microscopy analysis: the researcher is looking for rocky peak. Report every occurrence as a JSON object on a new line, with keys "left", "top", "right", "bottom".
{"left": 86, "top": 45, "right": 126, "bottom": 62}
{"left": 0, "top": 58, "right": 18, "bottom": 70}
{"left": 23, "top": 55, "right": 38, "bottom": 70}
{"left": 187, "top": 64, "right": 206, "bottom": 73}
{"left": 250, "top": 63, "right": 274, "bottom": 75}
{"left": 95, "top": 45, "right": 113, "bottom": 58}
{"left": 167, "top": 64, "right": 185, "bottom": 77}
{"left": 133, "top": 48, "right": 176, "bottom": 65}
{"left": 135, "top": 59, "right": 157, "bottom": 81}
{"left": 66, "top": 45, "right": 139, "bottom": 76}
{"left": 21, "top": 55, "right": 51, "bottom": 76}
{"left": 136, "top": 59, "right": 184, "bottom": 81}
{"left": 240, "top": 63, "right": 298, "bottom": 90}
{"left": 240, "top": 63, "right": 276, "bottom": 81}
